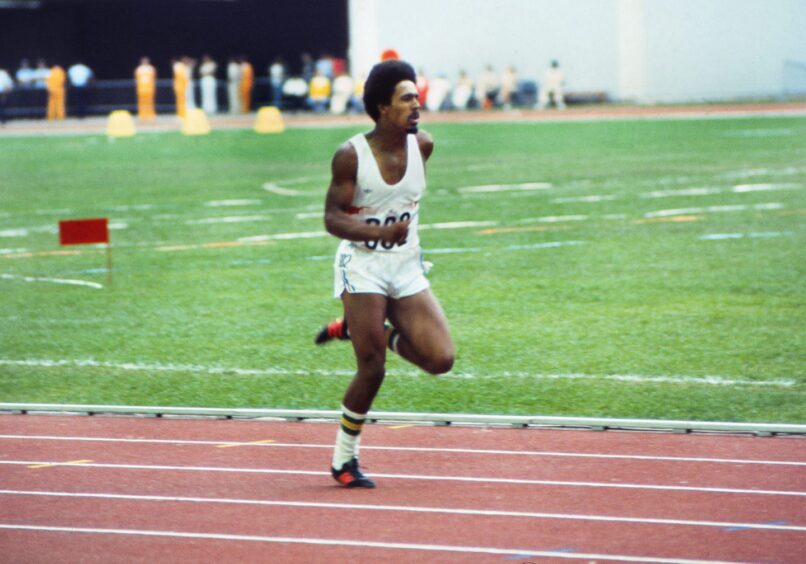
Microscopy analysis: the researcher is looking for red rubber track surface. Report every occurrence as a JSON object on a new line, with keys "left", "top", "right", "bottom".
{"left": 1, "top": 415, "right": 805, "bottom": 563}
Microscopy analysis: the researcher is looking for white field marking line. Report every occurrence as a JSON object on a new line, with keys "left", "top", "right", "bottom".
{"left": 0, "top": 273, "right": 103, "bottom": 290}
{"left": 733, "top": 182, "right": 801, "bottom": 192}
{"left": 2, "top": 435, "right": 805, "bottom": 467}
{"left": 0, "top": 358, "right": 795, "bottom": 387}
{"left": 185, "top": 215, "right": 272, "bottom": 225}
{"left": 699, "top": 231, "right": 793, "bottom": 241}
{"left": 457, "top": 182, "right": 552, "bottom": 193}
{"left": 1, "top": 461, "right": 804, "bottom": 497}
{"left": 642, "top": 188, "right": 723, "bottom": 199}
{"left": 262, "top": 183, "right": 304, "bottom": 196}
{"left": 552, "top": 195, "right": 618, "bottom": 203}
{"left": 418, "top": 220, "right": 498, "bottom": 230}
{"left": 0, "top": 524, "right": 741, "bottom": 564}
{"left": 3, "top": 490, "right": 806, "bottom": 533}
{"left": 645, "top": 202, "right": 783, "bottom": 218}
{"left": 506, "top": 241, "right": 586, "bottom": 251}
{"left": 204, "top": 199, "right": 262, "bottom": 207}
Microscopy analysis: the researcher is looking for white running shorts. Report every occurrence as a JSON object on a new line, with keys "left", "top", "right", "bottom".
{"left": 333, "top": 245, "right": 430, "bottom": 299}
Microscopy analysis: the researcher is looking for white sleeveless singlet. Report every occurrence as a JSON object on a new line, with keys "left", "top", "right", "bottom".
{"left": 339, "top": 132, "right": 425, "bottom": 253}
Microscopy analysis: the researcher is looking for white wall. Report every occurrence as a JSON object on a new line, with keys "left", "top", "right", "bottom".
{"left": 353, "top": 0, "right": 806, "bottom": 102}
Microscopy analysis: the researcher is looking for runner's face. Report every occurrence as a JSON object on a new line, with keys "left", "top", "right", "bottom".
{"left": 381, "top": 80, "right": 420, "bottom": 133}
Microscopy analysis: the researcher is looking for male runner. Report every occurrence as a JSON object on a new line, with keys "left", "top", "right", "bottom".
{"left": 317, "top": 60, "right": 455, "bottom": 488}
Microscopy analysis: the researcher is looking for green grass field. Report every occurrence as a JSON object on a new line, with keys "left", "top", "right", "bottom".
{"left": 1, "top": 114, "right": 805, "bottom": 422}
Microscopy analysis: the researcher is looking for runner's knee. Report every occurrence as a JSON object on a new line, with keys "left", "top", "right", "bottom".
{"left": 423, "top": 349, "right": 454, "bottom": 376}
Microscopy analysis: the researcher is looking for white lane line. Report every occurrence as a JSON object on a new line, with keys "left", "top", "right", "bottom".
{"left": 0, "top": 273, "right": 103, "bottom": 290}
{"left": 1, "top": 461, "right": 803, "bottom": 496}
{"left": 0, "top": 358, "right": 794, "bottom": 387}
{"left": 0, "top": 523, "right": 744, "bottom": 563}
{"left": 644, "top": 202, "right": 783, "bottom": 218}
{"left": 733, "top": 183, "right": 801, "bottom": 192}
{"left": 699, "top": 231, "right": 793, "bottom": 241}
{"left": 3, "top": 434, "right": 804, "bottom": 466}
{"left": 185, "top": 215, "right": 272, "bottom": 225}
{"left": 3, "top": 490, "right": 805, "bottom": 532}
{"left": 457, "top": 182, "right": 552, "bottom": 193}
{"left": 204, "top": 200, "right": 262, "bottom": 207}
{"left": 261, "top": 183, "right": 304, "bottom": 196}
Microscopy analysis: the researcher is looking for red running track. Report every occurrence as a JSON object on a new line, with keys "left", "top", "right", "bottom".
{"left": 1, "top": 414, "right": 805, "bottom": 563}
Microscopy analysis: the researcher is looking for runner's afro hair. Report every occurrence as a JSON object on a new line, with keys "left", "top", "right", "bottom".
{"left": 363, "top": 60, "right": 416, "bottom": 122}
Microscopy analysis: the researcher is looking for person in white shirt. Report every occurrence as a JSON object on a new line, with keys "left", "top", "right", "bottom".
{"left": 199, "top": 55, "right": 218, "bottom": 114}
{"left": 315, "top": 60, "right": 454, "bottom": 488}
{"left": 226, "top": 57, "right": 241, "bottom": 114}
{"left": 67, "top": 62, "right": 93, "bottom": 118}
{"left": 0, "top": 68, "right": 14, "bottom": 124}
{"left": 537, "top": 59, "right": 566, "bottom": 110}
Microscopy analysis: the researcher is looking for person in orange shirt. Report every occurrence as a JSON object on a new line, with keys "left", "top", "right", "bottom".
{"left": 239, "top": 57, "right": 254, "bottom": 113}
{"left": 46, "top": 64, "right": 66, "bottom": 120}
{"left": 135, "top": 57, "right": 157, "bottom": 120}
{"left": 172, "top": 57, "right": 188, "bottom": 118}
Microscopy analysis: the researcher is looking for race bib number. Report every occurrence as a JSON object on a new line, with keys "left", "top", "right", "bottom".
{"left": 365, "top": 212, "right": 411, "bottom": 250}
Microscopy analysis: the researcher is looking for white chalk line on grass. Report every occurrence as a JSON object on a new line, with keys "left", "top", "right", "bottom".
{"left": 3, "top": 435, "right": 804, "bottom": 466}
{"left": 457, "top": 182, "right": 552, "bottom": 193}
{"left": 0, "top": 358, "right": 795, "bottom": 387}
{"left": 0, "top": 461, "right": 803, "bottom": 498}
{"left": 0, "top": 524, "right": 741, "bottom": 564}
{"left": 699, "top": 231, "right": 793, "bottom": 241}
{"left": 0, "top": 274, "right": 102, "bottom": 290}
{"left": 642, "top": 184, "right": 801, "bottom": 199}
{"left": 645, "top": 202, "right": 783, "bottom": 218}
{"left": 3, "top": 490, "right": 805, "bottom": 533}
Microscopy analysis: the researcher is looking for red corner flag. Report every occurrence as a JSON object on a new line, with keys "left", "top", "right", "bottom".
{"left": 59, "top": 218, "right": 109, "bottom": 246}
{"left": 58, "top": 218, "right": 113, "bottom": 285}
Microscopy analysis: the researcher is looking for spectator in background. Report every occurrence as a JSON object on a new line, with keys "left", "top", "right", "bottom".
{"left": 426, "top": 74, "right": 451, "bottom": 112}
{"left": 300, "top": 52, "right": 314, "bottom": 83}
{"left": 476, "top": 64, "right": 500, "bottom": 109}
{"left": 184, "top": 56, "right": 197, "bottom": 113}
{"left": 16, "top": 59, "right": 35, "bottom": 88}
{"left": 315, "top": 52, "right": 333, "bottom": 80}
{"left": 227, "top": 56, "right": 241, "bottom": 114}
{"left": 199, "top": 55, "right": 218, "bottom": 114}
{"left": 33, "top": 59, "right": 50, "bottom": 89}
{"left": 240, "top": 56, "right": 254, "bottom": 113}
{"left": 537, "top": 59, "right": 566, "bottom": 110}
{"left": 416, "top": 68, "right": 429, "bottom": 110}
{"left": 46, "top": 63, "right": 66, "bottom": 120}
{"left": 350, "top": 73, "right": 366, "bottom": 114}
{"left": 330, "top": 71, "right": 354, "bottom": 114}
{"left": 172, "top": 57, "right": 189, "bottom": 118}
{"left": 269, "top": 56, "right": 286, "bottom": 108}
{"left": 499, "top": 65, "right": 518, "bottom": 109}
{"left": 451, "top": 70, "right": 473, "bottom": 110}
{"left": 67, "top": 61, "right": 93, "bottom": 118}
{"left": 135, "top": 57, "right": 157, "bottom": 120}
{"left": 0, "top": 67, "right": 13, "bottom": 125}
{"left": 282, "top": 75, "right": 308, "bottom": 111}
{"left": 308, "top": 68, "right": 331, "bottom": 113}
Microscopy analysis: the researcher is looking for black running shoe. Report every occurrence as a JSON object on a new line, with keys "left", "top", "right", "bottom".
{"left": 332, "top": 457, "right": 375, "bottom": 488}
{"left": 315, "top": 318, "right": 350, "bottom": 345}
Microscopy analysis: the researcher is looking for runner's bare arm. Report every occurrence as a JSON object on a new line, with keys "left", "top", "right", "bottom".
{"left": 416, "top": 129, "right": 434, "bottom": 163}
{"left": 324, "top": 142, "right": 409, "bottom": 245}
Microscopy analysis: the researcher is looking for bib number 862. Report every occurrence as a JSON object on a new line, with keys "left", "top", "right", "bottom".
{"left": 365, "top": 212, "right": 411, "bottom": 250}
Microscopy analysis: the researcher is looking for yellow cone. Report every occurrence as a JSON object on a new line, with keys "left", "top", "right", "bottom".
{"left": 106, "top": 110, "right": 136, "bottom": 138}
{"left": 254, "top": 106, "right": 285, "bottom": 134}
{"left": 182, "top": 108, "right": 211, "bottom": 136}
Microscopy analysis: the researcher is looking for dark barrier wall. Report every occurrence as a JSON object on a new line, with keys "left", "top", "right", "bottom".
{"left": 0, "top": 0, "right": 348, "bottom": 80}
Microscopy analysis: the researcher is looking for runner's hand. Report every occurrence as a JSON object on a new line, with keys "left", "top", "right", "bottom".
{"left": 380, "top": 219, "right": 410, "bottom": 246}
